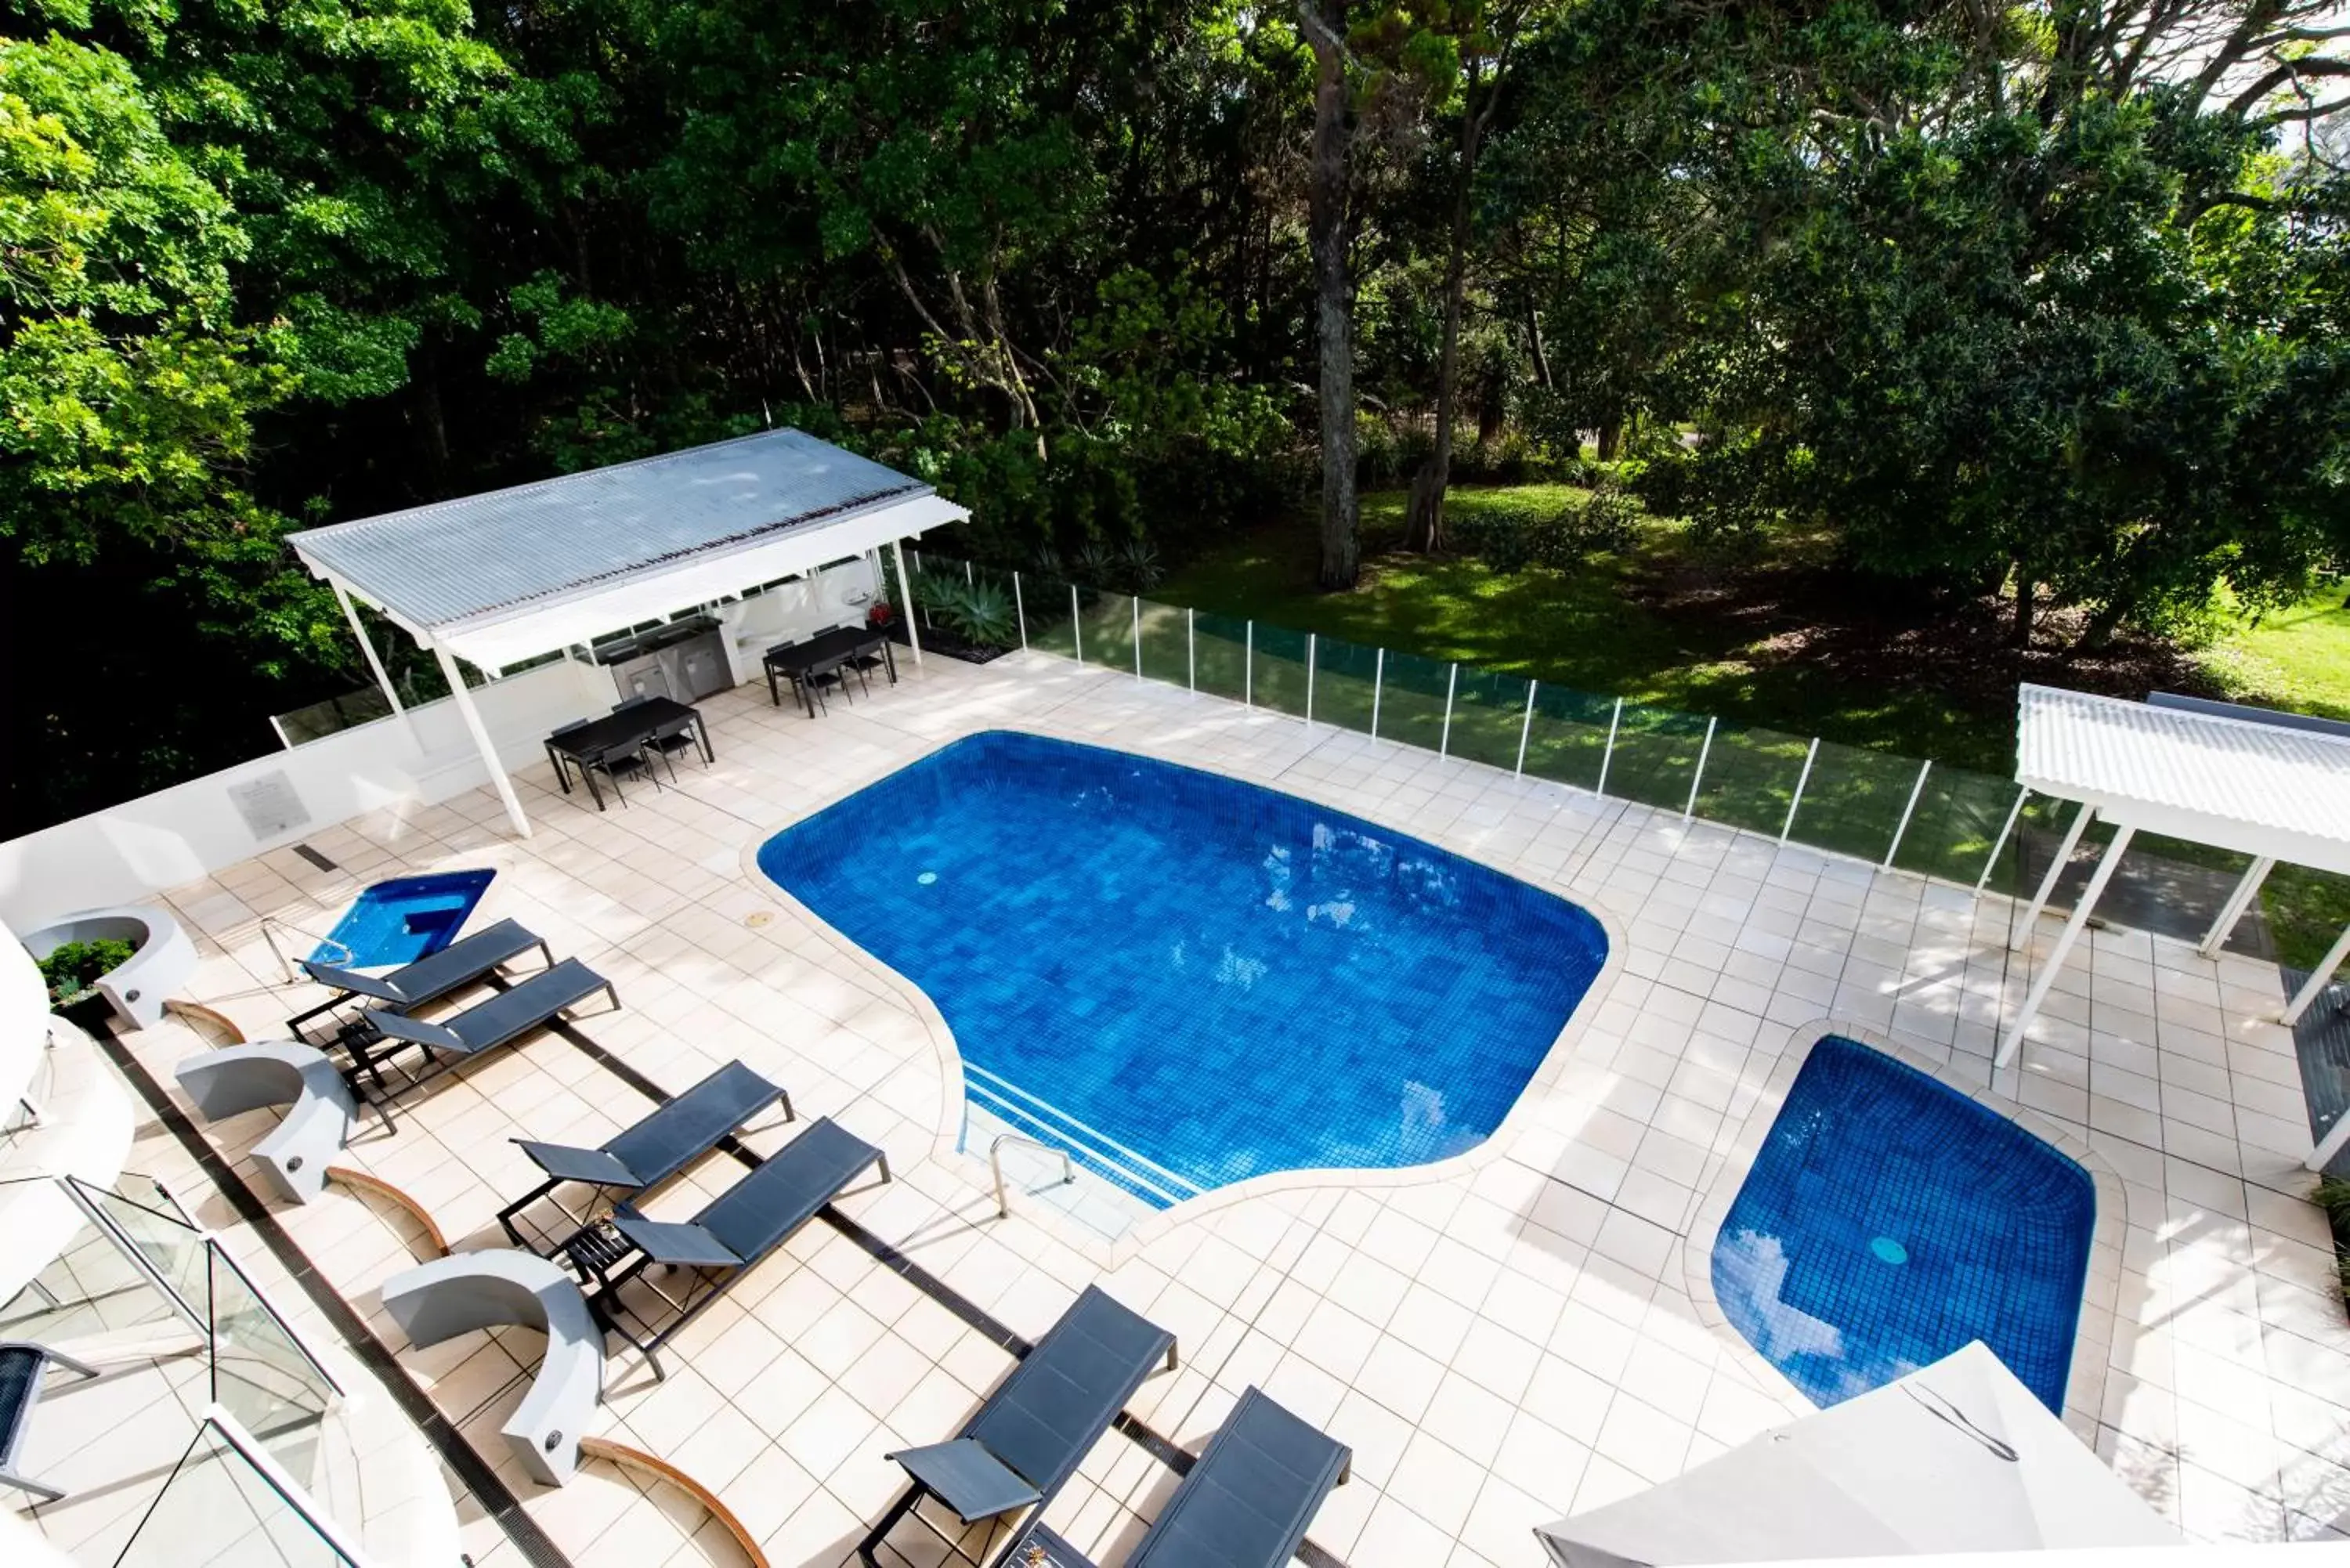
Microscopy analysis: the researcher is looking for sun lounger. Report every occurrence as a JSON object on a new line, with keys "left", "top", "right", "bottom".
{"left": 856, "top": 1284, "right": 1178, "bottom": 1568}
{"left": 1008, "top": 1386, "right": 1350, "bottom": 1568}
{"left": 287, "top": 916, "right": 551, "bottom": 1040}
{"left": 0, "top": 1342, "right": 99, "bottom": 1503}
{"left": 496, "top": 1059, "right": 794, "bottom": 1249}
{"left": 566, "top": 1115, "right": 888, "bottom": 1380}
{"left": 352, "top": 958, "right": 614, "bottom": 1122}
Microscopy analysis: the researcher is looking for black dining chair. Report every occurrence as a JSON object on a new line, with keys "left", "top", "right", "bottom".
{"left": 614, "top": 695, "right": 698, "bottom": 773}
{"left": 554, "top": 720, "right": 657, "bottom": 805}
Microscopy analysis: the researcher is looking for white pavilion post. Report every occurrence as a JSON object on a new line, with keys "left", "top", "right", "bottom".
{"left": 1998, "top": 823, "right": 2135, "bottom": 1067}
{"left": 2283, "top": 920, "right": 2350, "bottom": 1030}
{"left": 2010, "top": 800, "right": 2094, "bottom": 950}
{"left": 433, "top": 644, "right": 530, "bottom": 839}
{"left": 891, "top": 539, "right": 924, "bottom": 666}
{"left": 333, "top": 581, "right": 420, "bottom": 747}
{"left": 2199, "top": 856, "right": 2276, "bottom": 956}
{"left": 2305, "top": 1097, "right": 2350, "bottom": 1172}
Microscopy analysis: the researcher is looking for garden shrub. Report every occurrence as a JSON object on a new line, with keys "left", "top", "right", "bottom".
{"left": 39, "top": 938, "right": 136, "bottom": 1005}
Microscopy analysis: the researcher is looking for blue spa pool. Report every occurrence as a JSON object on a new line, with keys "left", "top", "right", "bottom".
{"left": 1711, "top": 1035, "right": 2095, "bottom": 1413}
{"left": 313, "top": 869, "right": 496, "bottom": 968}
{"left": 758, "top": 732, "right": 1607, "bottom": 1201}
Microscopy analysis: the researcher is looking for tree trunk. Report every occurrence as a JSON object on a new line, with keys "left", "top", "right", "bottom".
{"left": 1596, "top": 418, "right": 1623, "bottom": 462}
{"left": 1304, "top": 0, "right": 1359, "bottom": 590}
{"left": 1527, "top": 305, "right": 1553, "bottom": 390}
{"left": 1405, "top": 59, "right": 1495, "bottom": 556}
{"left": 2010, "top": 571, "right": 2035, "bottom": 649}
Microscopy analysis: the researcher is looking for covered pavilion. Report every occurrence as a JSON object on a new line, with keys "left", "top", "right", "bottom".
{"left": 287, "top": 428, "right": 964, "bottom": 837}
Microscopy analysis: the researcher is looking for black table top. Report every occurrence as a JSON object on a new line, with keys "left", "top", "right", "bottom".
{"left": 548, "top": 697, "right": 698, "bottom": 758}
{"left": 764, "top": 625, "right": 884, "bottom": 672}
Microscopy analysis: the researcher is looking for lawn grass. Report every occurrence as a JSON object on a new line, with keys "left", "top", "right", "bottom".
{"left": 2196, "top": 584, "right": 2350, "bottom": 721}
{"left": 1161, "top": 487, "right": 2025, "bottom": 770}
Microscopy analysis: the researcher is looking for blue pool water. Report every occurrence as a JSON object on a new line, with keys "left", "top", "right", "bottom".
{"left": 758, "top": 732, "right": 1607, "bottom": 1201}
{"left": 314, "top": 870, "right": 496, "bottom": 968}
{"left": 1712, "top": 1036, "right": 2095, "bottom": 1412}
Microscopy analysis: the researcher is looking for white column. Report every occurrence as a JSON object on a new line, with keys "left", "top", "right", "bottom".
{"left": 434, "top": 644, "right": 530, "bottom": 839}
{"left": 1882, "top": 759, "right": 1932, "bottom": 868}
{"left": 1439, "top": 663, "right": 1458, "bottom": 757}
{"left": 1998, "top": 824, "right": 2135, "bottom": 1066}
{"left": 334, "top": 582, "right": 420, "bottom": 746}
{"left": 891, "top": 540, "right": 924, "bottom": 666}
{"left": 1595, "top": 698, "right": 1623, "bottom": 797}
{"left": 1370, "top": 649, "right": 1385, "bottom": 739}
{"left": 1515, "top": 681, "right": 1536, "bottom": 777}
{"left": 2284, "top": 920, "right": 2350, "bottom": 1029}
{"left": 1683, "top": 717, "right": 1716, "bottom": 822}
{"left": 2010, "top": 800, "right": 2094, "bottom": 950}
{"left": 2200, "top": 856, "right": 2276, "bottom": 956}
{"left": 1975, "top": 784, "right": 2032, "bottom": 893}
{"left": 1013, "top": 572, "right": 1029, "bottom": 650}
{"left": 1781, "top": 738, "right": 1820, "bottom": 845}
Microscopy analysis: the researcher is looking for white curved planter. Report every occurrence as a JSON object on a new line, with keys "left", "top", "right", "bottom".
{"left": 22, "top": 905, "right": 197, "bottom": 1031}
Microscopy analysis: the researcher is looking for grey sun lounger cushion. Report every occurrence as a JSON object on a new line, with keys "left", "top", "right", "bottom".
{"left": 1120, "top": 1386, "right": 1351, "bottom": 1568}
{"left": 856, "top": 1286, "right": 1177, "bottom": 1565}
{"left": 613, "top": 1115, "right": 884, "bottom": 1266}
{"left": 516, "top": 1060, "right": 790, "bottom": 1192}
{"left": 301, "top": 916, "right": 547, "bottom": 1008}
{"left": 365, "top": 957, "right": 612, "bottom": 1057}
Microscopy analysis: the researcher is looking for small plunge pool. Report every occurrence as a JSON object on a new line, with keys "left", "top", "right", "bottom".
{"left": 758, "top": 732, "right": 1607, "bottom": 1203}
{"left": 1711, "top": 1035, "right": 2095, "bottom": 1412}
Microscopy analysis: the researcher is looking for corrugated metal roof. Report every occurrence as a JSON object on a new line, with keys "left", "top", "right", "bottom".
{"left": 2016, "top": 683, "right": 2350, "bottom": 845}
{"left": 287, "top": 428, "right": 931, "bottom": 630}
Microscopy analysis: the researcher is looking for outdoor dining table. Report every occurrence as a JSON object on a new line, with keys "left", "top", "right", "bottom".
{"left": 544, "top": 696, "right": 712, "bottom": 811}
{"left": 763, "top": 625, "right": 897, "bottom": 717}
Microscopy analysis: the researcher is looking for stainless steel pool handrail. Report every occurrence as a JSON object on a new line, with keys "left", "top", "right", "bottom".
{"left": 990, "top": 1133, "right": 1074, "bottom": 1219}
{"left": 259, "top": 915, "right": 353, "bottom": 985}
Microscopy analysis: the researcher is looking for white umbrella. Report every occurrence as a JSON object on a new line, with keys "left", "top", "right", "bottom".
{"left": 1537, "top": 1342, "right": 2178, "bottom": 1566}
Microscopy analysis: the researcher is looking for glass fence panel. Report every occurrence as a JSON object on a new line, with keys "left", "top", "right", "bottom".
{"left": 0, "top": 1208, "right": 181, "bottom": 1342}
{"left": 118, "top": 1422, "right": 356, "bottom": 1568}
{"left": 1690, "top": 724, "right": 1813, "bottom": 837}
{"left": 1137, "top": 599, "right": 1190, "bottom": 686}
{"left": 961, "top": 563, "right": 1021, "bottom": 657}
{"left": 1521, "top": 685, "right": 1616, "bottom": 791}
{"left": 1078, "top": 587, "right": 1137, "bottom": 674}
{"left": 272, "top": 688, "right": 392, "bottom": 748}
{"left": 1603, "top": 701, "right": 1710, "bottom": 811}
{"left": 1252, "top": 623, "right": 1312, "bottom": 717}
{"left": 1892, "top": 764, "right": 2030, "bottom": 885}
{"left": 1447, "top": 668, "right": 1531, "bottom": 771}
{"left": 1023, "top": 575, "right": 1079, "bottom": 659}
{"left": 79, "top": 1174, "right": 208, "bottom": 1316}
{"left": 1379, "top": 650, "right": 1452, "bottom": 751}
{"left": 1981, "top": 790, "right": 2073, "bottom": 901}
{"left": 1193, "top": 612, "right": 1249, "bottom": 702}
{"left": 1783, "top": 740, "right": 1922, "bottom": 864}
{"left": 1311, "top": 636, "right": 1379, "bottom": 735}
{"left": 211, "top": 1249, "right": 333, "bottom": 1487}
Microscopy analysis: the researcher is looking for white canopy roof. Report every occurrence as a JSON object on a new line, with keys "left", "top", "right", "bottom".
{"left": 2016, "top": 682, "right": 2350, "bottom": 878}
{"left": 1537, "top": 1342, "right": 2178, "bottom": 1566}
{"left": 288, "top": 429, "right": 964, "bottom": 671}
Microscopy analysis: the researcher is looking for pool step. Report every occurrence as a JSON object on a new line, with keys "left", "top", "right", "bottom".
{"left": 964, "top": 1064, "right": 1203, "bottom": 1210}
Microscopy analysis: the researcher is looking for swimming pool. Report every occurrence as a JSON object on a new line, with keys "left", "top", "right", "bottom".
{"left": 758, "top": 731, "right": 1607, "bottom": 1203}
{"left": 1711, "top": 1036, "right": 2095, "bottom": 1413}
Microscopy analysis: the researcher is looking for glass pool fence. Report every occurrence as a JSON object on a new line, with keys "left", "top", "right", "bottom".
{"left": 902, "top": 551, "right": 2088, "bottom": 904}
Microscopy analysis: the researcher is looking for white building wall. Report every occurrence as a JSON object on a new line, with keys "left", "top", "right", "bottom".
{"left": 0, "top": 656, "right": 613, "bottom": 930}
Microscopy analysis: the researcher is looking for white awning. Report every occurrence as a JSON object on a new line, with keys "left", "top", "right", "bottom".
{"left": 288, "top": 429, "right": 964, "bottom": 672}
{"left": 1537, "top": 1342, "right": 2178, "bottom": 1566}
{"left": 2016, "top": 683, "right": 2350, "bottom": 878}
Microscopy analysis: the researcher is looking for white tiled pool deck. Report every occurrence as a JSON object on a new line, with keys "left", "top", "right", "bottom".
{"left": 85, "top": 649, "right": 2350, "bottom": 1565}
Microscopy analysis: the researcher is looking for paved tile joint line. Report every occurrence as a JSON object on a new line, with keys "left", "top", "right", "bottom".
{"left": 77, "top": 649, "right": 2350, "bottom": 1566}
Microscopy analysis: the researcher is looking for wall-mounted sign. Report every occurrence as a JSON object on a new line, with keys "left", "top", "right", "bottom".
{"left": 229, "top": 771, "right": 310, "bottom": 841}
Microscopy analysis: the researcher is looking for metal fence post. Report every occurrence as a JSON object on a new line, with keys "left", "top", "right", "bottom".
{"left": 965, "top": 560, "right": 974, "bottom": 588}
{"left": 1781, "top": 737, "right": 1820, "bottom": 844}
{"left": 1187, "top": 609, "right": 1196, "bottom": 691}
{"left": 1885, "top": 760, "right": 1933, "bottom": 868}
{"left": 1516, "top": 681, "right": 1537, "bottom": 777}
{"left": 1439, "top": 663, "right": 1459, "bottom": 757}
{"left": 1683, "top": 716, "right": 1716, "bottom": 821}
{"left": 1595, "top": 697, "right": 1624, "bottom": 797}
{"left": 1245, "top": 622, "right": 1253, "bottom": 706}
{"left": 1013, "top": 572, "right": 1029, "bottom": 651}
{"left": 1976, "top": 782, "right": 2031, "bottom": 892}
{"left": 1071, "top": 584, "right": 1083, "bottom": 664}
{"left": 1305, "top": 634, "right": 1316, "bottom": 727}
{"left": 1132, "top": 597, "right": 1143, "bottom": 680}
{"left": 1371, "top": 649, "right": 1386, "bottom": 739}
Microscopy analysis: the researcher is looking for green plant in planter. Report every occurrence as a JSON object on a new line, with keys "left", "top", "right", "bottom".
{"left": 39, "top": 938, "right": 137, "bottom": 1006}
{"left": 941, "top": 579, "right": 1018, "bottom": 649}
{"left": 2312, "top": 1176, "right": 2350, "bottom": 1309}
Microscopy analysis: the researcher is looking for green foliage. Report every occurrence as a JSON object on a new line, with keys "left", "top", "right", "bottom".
{"left": 1456, "top": 482, "right": 1640, "bottom": 571}
{"left": 910, "top": 567, "right": 1017, "bottom": 649}
{"left": 38, "top": 937, "right": 136, "bottom": 1004}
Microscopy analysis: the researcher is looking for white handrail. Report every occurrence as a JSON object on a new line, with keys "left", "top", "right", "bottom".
{"left": 990, "top": 1133, "right": 1074, "bottom": 1219}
